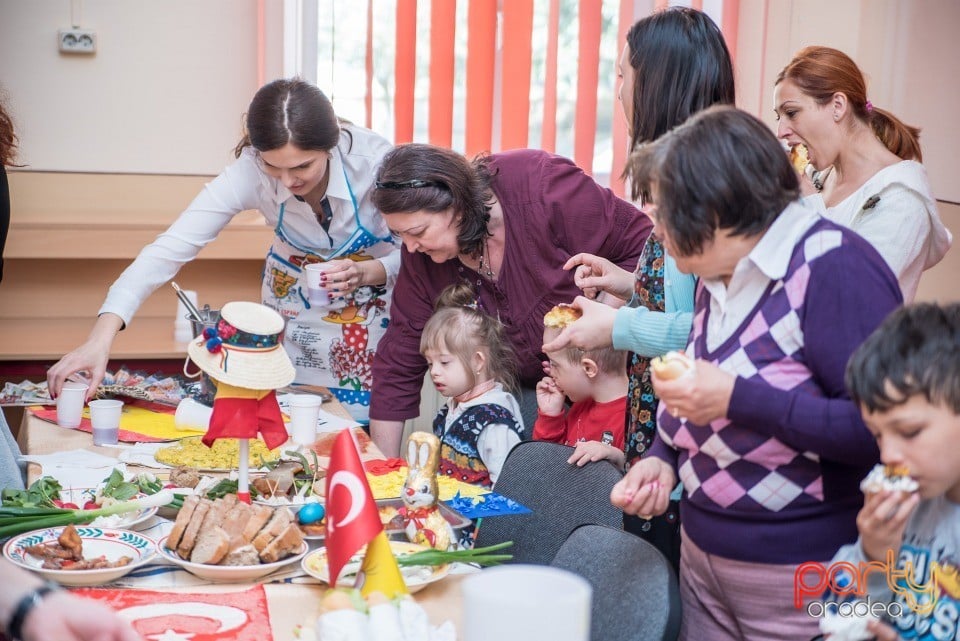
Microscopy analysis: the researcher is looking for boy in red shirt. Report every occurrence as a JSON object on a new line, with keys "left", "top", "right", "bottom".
{"left": 535, "top": 320, "right": 628, "bottom": 468}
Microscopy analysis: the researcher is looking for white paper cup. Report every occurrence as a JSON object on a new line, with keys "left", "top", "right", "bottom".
{"left": 462, "top": 565, "right": 592, "bottom": 641}
{"left": 303, "top": 263, "right": 333, "bottom": 308}
{"left": 174, "top": 397, "right": 213, "bottom": 431}
{"left": 288, "top": 394, "right": 323, "bottom": 445}
{"left": 56, "top": 381, "right": 89, "bottom": 428}
{"left": 88, "top": 399, "right": 123, "bottom": 446}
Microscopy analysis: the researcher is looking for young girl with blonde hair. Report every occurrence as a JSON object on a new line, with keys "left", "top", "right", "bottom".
{"left": 420, "top": 282, "right": 524, "bottom": 488}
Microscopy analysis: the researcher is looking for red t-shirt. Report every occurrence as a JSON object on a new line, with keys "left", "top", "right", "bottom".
{"left": 533, "top": 396, "right": 627, "bottom": 448}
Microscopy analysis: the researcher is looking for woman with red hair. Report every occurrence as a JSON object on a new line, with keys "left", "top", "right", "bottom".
{"left": 774, "top": 46, "right": 951, "bottom": 302}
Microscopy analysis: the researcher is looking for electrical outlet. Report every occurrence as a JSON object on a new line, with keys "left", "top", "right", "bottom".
{"left": 59, "top": 28, "right": 96, "bottom": 54}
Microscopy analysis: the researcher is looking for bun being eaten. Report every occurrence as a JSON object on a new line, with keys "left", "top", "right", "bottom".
{"left": 789, "top": 144, "right": 809, "bottom": 174}
{"left": 650, "top": 351, "right": 694, "bottom": 380}
{"left": 543, "top": 304, "right": 582, "bottom": 329}
{"left": 860, "top": 463, "right": 919, "bottom": 494}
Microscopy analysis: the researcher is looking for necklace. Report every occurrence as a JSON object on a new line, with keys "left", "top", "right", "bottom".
{"left": 477, "top": 239, "right": 496, "bottom": 280}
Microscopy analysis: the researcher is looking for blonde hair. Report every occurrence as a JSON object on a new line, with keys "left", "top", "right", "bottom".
{"left": 420, "top": 282, "right": 519, "bottom": 393}
{"left": 546, "top": 334, "right": 627, "bottom": 377}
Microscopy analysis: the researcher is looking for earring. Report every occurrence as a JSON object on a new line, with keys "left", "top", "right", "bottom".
{"left": 834, "top": 114, "right": 840, "bottom": 121}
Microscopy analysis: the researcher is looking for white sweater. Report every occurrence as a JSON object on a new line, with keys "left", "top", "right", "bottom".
{"left": 806, "top": 160, "right": 952, "bottom": 302}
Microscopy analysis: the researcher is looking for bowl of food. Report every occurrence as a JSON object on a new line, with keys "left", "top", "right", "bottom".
{"left": 3, "top": 525, "right": 157, "bottom": 586}
{"left": 158, "top": 492, "right": 307, "bottom": 583}
{"left": 301, "top": 541, "right": 451, "bottom": 594}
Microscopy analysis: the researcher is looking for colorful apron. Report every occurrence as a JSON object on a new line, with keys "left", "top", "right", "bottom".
{"left": 260, "top": 169, "right": 393, "bottom": 423}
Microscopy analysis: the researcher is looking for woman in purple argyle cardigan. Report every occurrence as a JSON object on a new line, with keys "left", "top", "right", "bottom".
{"left": 612, "top": 106, "right": 903, "bottom": 641}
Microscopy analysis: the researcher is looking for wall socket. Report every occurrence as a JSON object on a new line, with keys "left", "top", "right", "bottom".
{"left": 59, "top": 28, "right": 96, "bottom": 54}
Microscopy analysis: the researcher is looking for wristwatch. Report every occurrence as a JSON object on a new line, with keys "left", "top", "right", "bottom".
{"left": 5, "top": 582, "right": 60, "bottom": 641}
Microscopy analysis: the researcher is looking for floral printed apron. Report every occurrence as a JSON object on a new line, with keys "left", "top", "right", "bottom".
{"left": 260, "top": 170, "right": 393, "bottom": 423}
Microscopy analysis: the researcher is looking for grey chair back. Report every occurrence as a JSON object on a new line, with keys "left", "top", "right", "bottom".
{"left": 474, "top": 441, "right": 624, "bottom": 565}
{"left": 552, "top": 523, "right": 681, "bottom": 641}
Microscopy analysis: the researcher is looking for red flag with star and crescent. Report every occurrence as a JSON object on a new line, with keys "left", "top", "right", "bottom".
{"left": 325, "top": 428, "right": 407, "bottom": 597}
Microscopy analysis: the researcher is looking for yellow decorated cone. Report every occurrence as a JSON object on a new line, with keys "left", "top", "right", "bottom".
{"left": 357, "top": 530, "right": 408, "bottom": 599}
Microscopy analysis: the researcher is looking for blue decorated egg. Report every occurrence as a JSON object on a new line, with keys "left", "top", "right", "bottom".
{"left": 298, "top": 502, "right": 325, "bottom": 525}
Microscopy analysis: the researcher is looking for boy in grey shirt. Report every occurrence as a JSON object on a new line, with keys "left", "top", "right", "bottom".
{"left": 824, "top": 303, "right": 960, "bottom": 641}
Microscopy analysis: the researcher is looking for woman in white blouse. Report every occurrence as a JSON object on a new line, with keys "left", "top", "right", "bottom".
{"left": 47, "top": 79, "right": 397, "bottom": 422}
{"left": 774, "top": 46, "right": 951, "bottom": 302}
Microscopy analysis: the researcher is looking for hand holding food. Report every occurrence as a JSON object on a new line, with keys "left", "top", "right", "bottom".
{"left": 650, "top": 351, "right": 695, "bottom": 381}
{"left": 543, "top": 304, "right": 582, "bottom": 329}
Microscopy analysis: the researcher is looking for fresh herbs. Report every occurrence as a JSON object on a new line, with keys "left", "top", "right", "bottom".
{"left": 1, "top": 477, "right": 64, "bottom": 508}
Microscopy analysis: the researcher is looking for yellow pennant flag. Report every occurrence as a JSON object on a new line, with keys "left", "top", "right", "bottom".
{"left": 356, "top": 531, "right": 409, "bottom": 599}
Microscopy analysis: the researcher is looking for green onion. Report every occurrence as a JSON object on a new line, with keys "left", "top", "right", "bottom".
{"left": 396, "top": 541, "right": 514, "bottom": 568}
{"left": 0, "top": 490, "right": 175, "bottom": 539}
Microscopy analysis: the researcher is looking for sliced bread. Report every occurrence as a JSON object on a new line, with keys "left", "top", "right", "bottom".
{"left": 190, "top": 526, "right": 230, "bottom": 565}
{"left": 241, "top": 504, "right": 275, "bottom": 543}
{"left": 222, "top": 544, "right": 260, "bottom": 566}
{"left": 165, "top": 494, "right": 200, "bottom": 550}
{"left": 177, "top": 499, "right": 212, "bottom": 559}
{"left": 259, "top": 523, "right": 305, "bottom": 563}
{"left": 252, "top": 508, "right": 293, "bottom": 553}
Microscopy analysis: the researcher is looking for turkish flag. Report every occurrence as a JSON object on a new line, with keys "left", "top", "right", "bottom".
{"left": 324, "top": 428, "right": 386, "bottom": 586}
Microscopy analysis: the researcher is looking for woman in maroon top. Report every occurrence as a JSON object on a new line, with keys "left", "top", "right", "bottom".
{"left": 368, "top": 144, "right": 652, "bottom": 457}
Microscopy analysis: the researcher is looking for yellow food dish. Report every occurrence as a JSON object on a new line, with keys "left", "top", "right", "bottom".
{"left": 155, "top": 436, "right": 281, "bottom": 469}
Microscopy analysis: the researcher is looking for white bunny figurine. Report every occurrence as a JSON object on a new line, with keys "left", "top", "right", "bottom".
{"left": 400, "top": 432, "right": 455, "bottom": 550}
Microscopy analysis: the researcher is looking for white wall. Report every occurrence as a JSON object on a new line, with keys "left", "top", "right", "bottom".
{"left": 736, "top": 0, "right": 960, "bottom": 203}
{"left": 0, "top": 0, "right": 267, "bottom": 175}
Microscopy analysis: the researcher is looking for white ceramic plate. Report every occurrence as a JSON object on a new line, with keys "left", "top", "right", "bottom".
{"left": 62, "top": 488, "right": 159, "bottom": 530}
{"left": 301, "top": 540, "right": 450, "bottom": 594}
{"left": 157, "top": 536, "right": 308, "bottom": 583}
{"left": 3, "top": 527, "right": 158, "bottom": 587}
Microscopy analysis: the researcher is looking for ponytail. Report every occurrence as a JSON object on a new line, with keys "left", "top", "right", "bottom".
{"left": 869, "top": 106, "right": 922, "bottom": 162}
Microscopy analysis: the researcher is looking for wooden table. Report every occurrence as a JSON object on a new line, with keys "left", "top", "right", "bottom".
{"left": 16, "top": 393, "right": 467, "bottom": 639}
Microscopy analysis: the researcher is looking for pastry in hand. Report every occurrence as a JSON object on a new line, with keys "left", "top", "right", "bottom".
{"left": 650, "top": 351, "right": 694, "bottom": 380}
{"left": 789, "top": 143, "right": 809, "bottom": 174}
{"left": 543, "top": 304, "right": 582, "bottom": 329}
{"left": 859, "top": 463, "right": 919, "bottom": 493}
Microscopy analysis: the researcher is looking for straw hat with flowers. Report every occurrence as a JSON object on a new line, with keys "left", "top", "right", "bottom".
{"left": 188, "top": 301, "right": 295, "bottom": 390}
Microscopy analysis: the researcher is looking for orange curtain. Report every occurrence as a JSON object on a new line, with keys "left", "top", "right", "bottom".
{"left": 610, "top": 0, "right": 634, "bottom": 197}
{"left": 574, "top": 0, "right": 603, "bottom": 174}
{"left": 500, "top": 0, "right": 535, "bottom": 151}
{"left": 721, "top": 0, "right": 740, "bottom": 63}
{"left": 540, "top": 0, "right": 561, "bottom": 153}
{"left": 465, "top": 0, "right": 497, "bottom": 156}
{"left": 428, "top": 0, "right": 457, "bottom": 147}
{"left": 365, "top": 0, "right": 374, "bottom": 129}
{"left": 394, "top": 0, "right": 417, "bottom": 143}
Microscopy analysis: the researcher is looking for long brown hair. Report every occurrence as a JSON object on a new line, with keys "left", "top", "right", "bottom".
{"left": 0, "top": 94, "right": 19, "bottom": 167}
{"left": 776, "top": 46, "right": 922, "bottom": 161}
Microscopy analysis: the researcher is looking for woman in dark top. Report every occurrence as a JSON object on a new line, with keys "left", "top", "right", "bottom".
{"left": 0, "top": 94, "right": 25, "bottom": 490}
{"left": 367, "top": 144, "right": 652, "bottom": 457}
